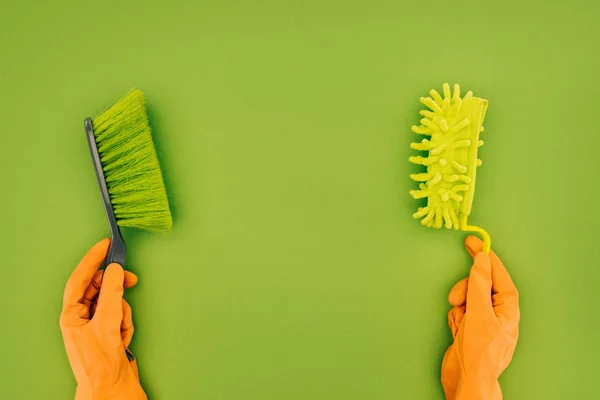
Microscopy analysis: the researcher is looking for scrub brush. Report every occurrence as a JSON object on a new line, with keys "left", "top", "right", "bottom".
{"left": 84, "top": 89, "right": 172, "bottom": 266}
{"left": 409, "top": 83, "right": 491, "bottom": 252}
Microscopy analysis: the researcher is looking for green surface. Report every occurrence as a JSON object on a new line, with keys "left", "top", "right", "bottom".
{"left": 1, "top": 1, "right": 599, "bottom": 398}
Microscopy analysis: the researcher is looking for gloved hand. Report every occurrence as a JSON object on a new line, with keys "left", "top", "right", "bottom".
{"left": 60, "top": 238, "right": 147, "bottom": 400}
{"left": 441, "top": 236, "right": 520, "bottom": 400}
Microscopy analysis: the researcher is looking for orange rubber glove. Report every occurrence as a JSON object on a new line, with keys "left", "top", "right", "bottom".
{"left": 441, "top": 236, "right": 520, "bottom": 400}
{"left": 60, "top": 238, "right": 147, "bottom": 400}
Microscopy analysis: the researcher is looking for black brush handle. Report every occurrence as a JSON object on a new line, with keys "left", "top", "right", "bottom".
{"left": 84, "top": 118, "right": 127, "bottom": 267}
{"left": 85, "top": 118, "right": 133, "bottom": 361}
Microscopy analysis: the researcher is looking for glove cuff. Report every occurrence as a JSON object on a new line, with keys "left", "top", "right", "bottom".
{"left": 75, "top": 380, "right": 147, "bottom": 400}
{"left": 455, "top": 378, "right": 502, "bottom": 400}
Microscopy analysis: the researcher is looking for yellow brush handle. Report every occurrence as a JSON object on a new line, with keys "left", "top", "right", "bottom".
{"left": 459, "top": 215, "right": 491, "bottom": 253}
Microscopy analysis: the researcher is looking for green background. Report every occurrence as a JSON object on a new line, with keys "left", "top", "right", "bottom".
{"left": 1, "top": 0, "right": 599, "bottom": 398}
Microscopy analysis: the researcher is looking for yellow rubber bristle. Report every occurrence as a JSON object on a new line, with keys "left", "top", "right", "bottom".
{"left": 413, "top": 207, "right": 430, "bottom": 219}
{"left": 411, "top": 125, "right": 432, "bottom": 135}
{"left": 451, "top": 160, "right": 468, "bottom": 174}
{"left": 410, "top": 173, "right": 431, "bottom": 182}
{"left": 430, "top": 144, "right": 448, "bottom": 156}
{"left": 439, "top": 119, "right": 449, "bottom": 132}
{"left": 430, "top": 89, "right": 443, "bottom": 105}
{"left": 442, "top": 208, "right": 452, "bottom": 229}
{"left": 429, "top": 173, "right": 442, "bottom": 186}
{"left": 422, "top": 208, "right": 435, "bottom": 226}
{"left": 409, "top": 83, "right": 488, "bottom": 231}
{"left": 443, "top": 83, "right": 451, "bottom": 99}
{"left": 437, "top": 188, "right": 449, "bottom": 202}
{"left": 420, "top": 97, "right": 442, "bottom": 114}
{"left": 449, "top": 208, "right": 459, "bottom": 230}
{"left": 420, "top": 110, "right": 435, "bottom": 119}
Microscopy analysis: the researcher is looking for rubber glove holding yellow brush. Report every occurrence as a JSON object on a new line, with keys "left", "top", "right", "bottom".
{"left": 442, "top": 236, "right": 520, "bottom": 400}
{"left": 410, "top": 84, "right": 520, "bottom": 398}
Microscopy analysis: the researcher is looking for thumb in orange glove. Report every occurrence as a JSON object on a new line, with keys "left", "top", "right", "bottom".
{"left": 441, "top": 236, "right": 520, "bottom": 400}
{"left": 60, "top": 238, "right": 147, "bottom": 400}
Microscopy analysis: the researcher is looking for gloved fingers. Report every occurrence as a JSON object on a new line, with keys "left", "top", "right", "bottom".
{"left": 492, "top": 294, "right": 521, "bottom": 334}
{"left": 465, "top": 236, "right": 519, "bottom": 300}
{"left": 447, "top": 309, "right": 457, "bottom": 337}
{"left": 61, "top": 238, "right": 110, "bottom": 324}
{"left": 448, "top": 278, "right": 468, "bottom": 307}
{"left": 83, "top": 270, "right": 139, "bottom": 319}
{"left": 465, "top": 252, "right": 494, "bottom": 317}
{"left": 124, "top": 271, "right": 139, "bottom": 289}
{"left": 448, "top": 305, "right": 465, "bottom": 338}
{"left": 121, "top": 298, "right": 134, "bottom": 348}
{"left": 94, "top": 263, "right": 125, "bottom": 331}
{"left": 82, "top": 270, "right": 104, "bottom": 312}
{"left": 454, "top": 305, "right": 465, "bottom": 327}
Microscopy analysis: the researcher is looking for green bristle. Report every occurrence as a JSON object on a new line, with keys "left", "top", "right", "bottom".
{"left": 91, "top": 90, "right": 172, "bottom": 234}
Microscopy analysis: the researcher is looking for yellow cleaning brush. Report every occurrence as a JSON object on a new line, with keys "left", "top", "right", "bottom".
{"left": 409, "top": 83, "right": 491, "bottom": 253}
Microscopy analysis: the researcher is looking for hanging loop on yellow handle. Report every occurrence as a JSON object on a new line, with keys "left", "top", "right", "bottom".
{"left": 459, "top": 214, "right": 491, "bottom": 253}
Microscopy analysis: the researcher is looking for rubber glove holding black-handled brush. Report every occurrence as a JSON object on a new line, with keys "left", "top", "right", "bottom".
{"left": 59, "top": 89, "right": 170, "bottom": 399}
{"left": 60, "top": 238, "right": 147, "bottom": 400}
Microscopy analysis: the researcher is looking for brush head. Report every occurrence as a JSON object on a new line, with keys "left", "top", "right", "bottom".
{"left": 91, "top": 89, "right": 172, "bottom": 234}
{"left": 409, "top": 83, "right": 487, "bottom": 230}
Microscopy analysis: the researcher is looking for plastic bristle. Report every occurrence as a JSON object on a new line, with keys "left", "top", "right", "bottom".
{"left": 419, "top": 110, "right": 435, "bottom": 119}
{"left": 410, "top": 140, "right": 437, "bottom": 151}
{"left": 452, "top": 84, "right": 460, "bottom": 101}
{"left": 450, "top": 97, "right": 462, "bottom": 118}
{"left": 411, "top": 125, "right": 432, "bottom": 135}
{"left": 439, "top": 118, "right": 449, "bottom": 132}
{"left": 449, "top": 208, "right": 459, "bottom": 229}
{"left": 430, "top": 89, "right": 443, "bottom": 105}
{"left": 450, "top": 118, "right": 470, "bottom": 133}
{"left": 429, "top": 173, "right": 442, "bottom": 186}
{"left": 420, "top": 118, "right": 438, "bottom": 131}
{"left": 452, "top": 140, "right": 471, "bottom": 149}
{"left": 92, "top": 89, "right": 172, "bottom": 234}
{"left": 430, "top": 144, "right": 448, "bottom": 156}
{"left": 413, "top": 207, "right": 430, "bottom": 219}
{"left": 410, "top": 173, "right": 431, "bottom": 182}
{"left": 409, "top": 156, "right": 439, "bottom": 166}
{"left": 452, "top": 185, "right": 469, "bottom": 193}
{"left": 434, "top": 207, "right": 443, "bottom": 229}
{"left": 442, "top": 83, "right": 451, "bottom": 98}
{"left": 442, "top": 98, "right": 450, "bottom": 116}
{"left": 442, "top": 208, "right": 452, "bottom": 229}
{"left": 410, "top": 189, "right": 432, "bottom": 199}
{"left": 444, "top": 174, "right": 472, "bottom": 184}
{"left": 437, "top": 188, "right": 449, "bottom": 202}
{"left": 448, "top": 191, "right": 463, "bottom": 202}
{"left": 421, "top": 209, "right": 436, "bottom": 226}
{"left": 420, "top": 97, "right": 442, "bottom": 114}
{"left": 451, "top": 161, "right": 468, "bottom": 173}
